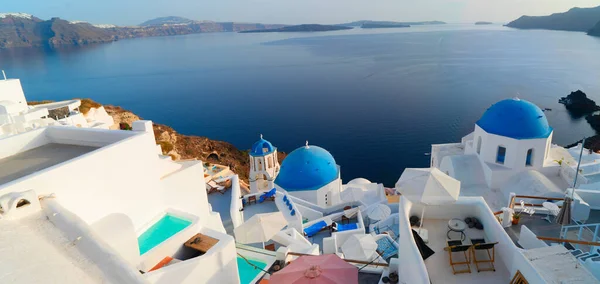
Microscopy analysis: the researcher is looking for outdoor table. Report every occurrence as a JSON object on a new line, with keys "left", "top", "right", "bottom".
{"left": 184, "top": 233, "right": 218, "bottom": 253}
{"left": 542, "top": 202, "right": 560, "bottom": 223}
{"left": 447, "top": 218, "right": 467, "bottom": 241}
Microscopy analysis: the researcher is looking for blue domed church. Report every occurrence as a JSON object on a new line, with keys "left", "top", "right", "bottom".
{"left": 274, "top": 143, "right": 342, "bottom": 207}
{"left": 435, "top": 98, "right": 557, "bottom": 189}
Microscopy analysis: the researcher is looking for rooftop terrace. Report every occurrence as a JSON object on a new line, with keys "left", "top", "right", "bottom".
{"left": 0, "top": 212, "right": 105, "bottom": 283}
{"left": 0, "top": 143, "right": 98, "bottom": 185}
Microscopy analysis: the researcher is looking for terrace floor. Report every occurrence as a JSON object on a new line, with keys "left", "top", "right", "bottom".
{"left": 423, "top": 219, "right": 511, "bottom": 284}
{"left": 0, "top": 143, "right": 98, "bottom": 185}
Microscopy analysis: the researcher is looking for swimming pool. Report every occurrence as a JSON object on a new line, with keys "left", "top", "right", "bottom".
{"left": 237, "top": 256, "right": 267, "bottom": 284}
{"left": 138, "top": 213, "right": 192, "bottom": 255}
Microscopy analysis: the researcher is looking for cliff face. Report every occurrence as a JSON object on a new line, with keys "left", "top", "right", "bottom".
{"left": 0, "top": 14, "right": 286, "bottom": 49}
{"left": 506, "top": 6, "right": 600, "bottom": 33}
{"left": 589, "top": 20, "right": 600, "bottom": 36}
{"left": 104, "top": 104, "right": 286, "bottom": 183}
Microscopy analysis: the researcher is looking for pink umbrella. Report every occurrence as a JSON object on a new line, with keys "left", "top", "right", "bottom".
{"left": 270, "top": 254, "right": 358, "bottom": 284}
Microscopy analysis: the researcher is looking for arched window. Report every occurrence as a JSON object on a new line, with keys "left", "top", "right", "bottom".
{"left": 476, "top": 136, "right": 482, "bottom": 154}
{"left": 16, "top": 199, "right": 30, "bottom": 208}
{"left": 496, "top": 146, "right": 506, "bottom": 164}
{"left": 258, "top": 159, "right": 263, "bottom": 171}
{"left": 526, "top": 148, "right": 534, "bottom": 166}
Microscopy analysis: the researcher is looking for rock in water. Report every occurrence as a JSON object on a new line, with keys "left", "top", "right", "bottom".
{"left": 558, "top": 90, "right": 600, "bottom": 117}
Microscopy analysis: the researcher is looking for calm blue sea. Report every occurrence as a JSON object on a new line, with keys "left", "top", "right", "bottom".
{"left": 2, "top": 24, "right": 600, "bottom": 186}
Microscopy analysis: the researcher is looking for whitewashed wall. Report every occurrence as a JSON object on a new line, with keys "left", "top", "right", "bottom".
{"left": 0, "top": 79, "right": 28, "bottom": 111}
{"left": 396, "top": 197, "right": 430, "bottom": 284}
{"left": 0, "top": 128, "right": 165, "bottom": 229}
{"left": 42, "top": 198, "right": 148, "bottom": 284}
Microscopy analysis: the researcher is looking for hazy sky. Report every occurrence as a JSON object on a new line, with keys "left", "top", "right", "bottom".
{"left": 4, "top": 0, "right": 600, "bottom": 26}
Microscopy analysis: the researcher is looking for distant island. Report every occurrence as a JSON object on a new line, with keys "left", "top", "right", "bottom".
{"left": 475, "top": 21, "right": 493, "bottom": 25}
{"left": 361, "top": 23, "right": 410, "bottom": 29}
{"left": 558, "top": 90, "right": 600, "bottom": 118}
{"left": 240, "top": 24, "right": 352, "bottom": 33}
{"left": 505, "top": 5, "right": 600, "bottom": 37}
{"left": 338, "top": 20, "right": 445, "bottom": 27}
{"left": 0, "top": 13, "right": 285, "bottom": 48}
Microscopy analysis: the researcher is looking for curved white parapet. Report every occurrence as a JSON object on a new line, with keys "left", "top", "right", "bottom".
{"left": 41, "top": 198, "right": 148, "bottom": 284}
{"left": 0, "top": 189, "right": 41, "bottom": 220}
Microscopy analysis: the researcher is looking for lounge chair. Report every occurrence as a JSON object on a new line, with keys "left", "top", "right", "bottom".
{"left": 471, "top": 239, "right": 498, "bottom": 272}
{"left": 304, "top": 220, "right": 330, "bottom": 237}
{"left": 580, "top": 253, "right": 600, "bottom": 262}
{"left": 333, "top": 222, "right": 358, "bottom": 232}
{"left": 446, "top": 240, "right": 471, "bottom": 274}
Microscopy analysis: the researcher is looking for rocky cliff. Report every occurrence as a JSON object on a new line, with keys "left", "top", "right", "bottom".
{"left": 104, "top": 104, "right": 287, "bottom": 182}
{"left": 589, "top": 20, "right": 600, "bottom": 36}
{"left": 0, "top": 13, "right": 285, "bottom": 49}
{"left": 506, "top": 6, "right": 600, "bottom": 34}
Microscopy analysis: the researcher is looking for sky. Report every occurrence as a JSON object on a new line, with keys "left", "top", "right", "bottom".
{"left": 3, "top": 0, "right": 600, "bottom": 26}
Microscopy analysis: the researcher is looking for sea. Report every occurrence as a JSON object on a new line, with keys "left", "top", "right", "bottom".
{"left": 1, "top": 24, "right": 600, "bottom": 186}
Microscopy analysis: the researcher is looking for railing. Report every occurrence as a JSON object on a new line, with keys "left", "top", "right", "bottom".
{"left": 508, "top": 194, "right": 564, "bottom": 209}
{"left": 559, "top": 223, "right": 600, "bottom": 251}
{"left": 536, "top": 236, "right": 600, "bottom": 247}
{"left": 287, "top": 252, "right": 389, "bottom": 267}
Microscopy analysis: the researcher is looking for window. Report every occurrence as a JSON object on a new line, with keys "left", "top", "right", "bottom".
{"left": 496, "top": 146, "right": 506, "bottom": 164}
{"left": 16, "top": 199, "right": 30, "bottom": 208}
{"left": 526, "top": 148, "right": 534, "bottom": 166}
{"left": 476, "top": 136, "right": 482, "bottom": 154}
{"left": 258, "top": 159, "right": 263, "bottom": 171}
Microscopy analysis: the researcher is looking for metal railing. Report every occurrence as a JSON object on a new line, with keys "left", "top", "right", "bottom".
{"left": 560, "top": 223, "right": 600, "bottom": 251}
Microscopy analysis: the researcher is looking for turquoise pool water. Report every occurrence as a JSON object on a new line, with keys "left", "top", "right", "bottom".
{"left": 138, "top": 214, "right": 192, "bottom": 255}
{"left": 237, "top": 256, "right": 267, "bottom": 284}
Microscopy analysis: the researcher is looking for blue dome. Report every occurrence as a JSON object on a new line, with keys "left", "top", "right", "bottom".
{"left": 476, "top": 98, "right": 552, "bottom": 140}
{"left": 250, "top": 137, "right": 275, "bottom": 156}
{"left": 275, "top": 145, "right": 339, "bottom": 191}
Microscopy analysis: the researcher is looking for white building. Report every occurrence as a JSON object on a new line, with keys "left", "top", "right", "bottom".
{"left": 425, "top": 98, "right": 595, "bottom": 214}
{"left": 0, "top": 121, "right": 239, "bottom": 284}
{"left": 274, "top": 143, "right": 343, "bottom": 208}
{"left": 249, "top": 135, "right": 280, "bottom": 193}
{"left": 0, "top": 75, "right": 114, "bottom": 138}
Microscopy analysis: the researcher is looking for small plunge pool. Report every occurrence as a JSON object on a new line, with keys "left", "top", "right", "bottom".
{"left": 237, "top": 256, "right": 267, "bottom": 284}
{"left": 138, "top": 213, "right": 192, "bottom": 255}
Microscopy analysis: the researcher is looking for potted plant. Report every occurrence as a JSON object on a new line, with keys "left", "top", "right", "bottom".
{"left": 512, "top": 200, "right": 536, "bottom": 225}
{"left": 512, "top": 214, "right": 521, "bottom": 225}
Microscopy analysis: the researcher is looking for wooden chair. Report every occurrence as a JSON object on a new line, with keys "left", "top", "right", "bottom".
{"left": 471, "top": 239, "right": 498, "bottom": 272}
{"left": 446, "top": 240, "right": 472, "bottom": 274}
{"left": 248, "top": 196, "right": 257, "bottom": 205}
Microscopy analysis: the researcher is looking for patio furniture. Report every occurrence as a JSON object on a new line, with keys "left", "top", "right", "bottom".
{"left": 185, "top": 233, "right": 219, "bottom": 253}
{"left": 342, "top": 234, "right": 378, "bottom": 261}
{"left": 234, "top": 212, "right": 287, "bottom": 249}
{"left": 304, "top": 220, "right": 329, "bottom": 237}
{"left": 580, "top": 253, "right": 600, "bottom": 262}
{"left": 333, "top": 222, "right": 358, "bottom": 232}
{"left": 571, "top": 249, "right": 584, "bottom": 257}
{"left": 471, "top": 239, "right": 498, "bottom": 272}
{"left": 367, "top": 204, "right": 391, "bottom": 223}
{"left": 396, "top": 168, "right": 460, "bottom": 245}
{"left": 447, "top": 218, "right": 467, "bottom": 241}
{"left": 446, "top": 240, "right": 472, "bottom": 274}
{"left": 542, "top": 202, "right": 559, "bottom": 223}
{"left": 248, "top": 195, "right": 257, "bottom": 205}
